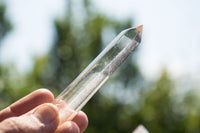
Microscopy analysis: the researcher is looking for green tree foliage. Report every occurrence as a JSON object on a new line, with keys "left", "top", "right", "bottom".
{"left": 0, "top": 3, "right": 13, "bottom": 108}
{"left": 0, "top": 3, "right": 12, "bottom": 45}
{"left": 135, "top": 71, "right": 180, "bottom": 132}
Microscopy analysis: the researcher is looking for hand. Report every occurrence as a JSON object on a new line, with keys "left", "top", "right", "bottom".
{"left": 0, "top": 89, "right": 88, "bottom": 133}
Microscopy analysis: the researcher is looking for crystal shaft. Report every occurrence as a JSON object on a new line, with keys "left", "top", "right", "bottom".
{"left": 56, "top": 25, "right": 143, "bottom": 121}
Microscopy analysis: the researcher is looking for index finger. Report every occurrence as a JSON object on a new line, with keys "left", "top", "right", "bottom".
{"left": 0, "top": 89, "right": 54, "bottom": 121}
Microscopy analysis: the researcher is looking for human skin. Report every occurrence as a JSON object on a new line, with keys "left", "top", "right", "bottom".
{"left": 0, "top": 89, "right": 88, "bottom": 133}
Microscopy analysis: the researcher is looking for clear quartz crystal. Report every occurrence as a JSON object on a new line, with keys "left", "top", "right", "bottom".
{"left": 55, "top": 25, "right": 143, "bottom": 122}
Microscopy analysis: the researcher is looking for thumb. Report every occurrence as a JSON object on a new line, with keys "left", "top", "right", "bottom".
{"left": 0, "top": 103, "right": 59, "bottom": 133}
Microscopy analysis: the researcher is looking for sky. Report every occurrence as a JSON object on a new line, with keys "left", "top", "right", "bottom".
{"left": 0, "top": 0, "right": 200, "bottom": 81}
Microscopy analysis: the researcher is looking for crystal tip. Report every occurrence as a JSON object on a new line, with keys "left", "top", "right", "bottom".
{"left": 135, "top": 25, "right": 143, "bottom": 34}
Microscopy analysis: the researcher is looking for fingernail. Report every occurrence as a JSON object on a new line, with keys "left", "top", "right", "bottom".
{"left": 33, "top": 104, "right": 58, "bottom": 124}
